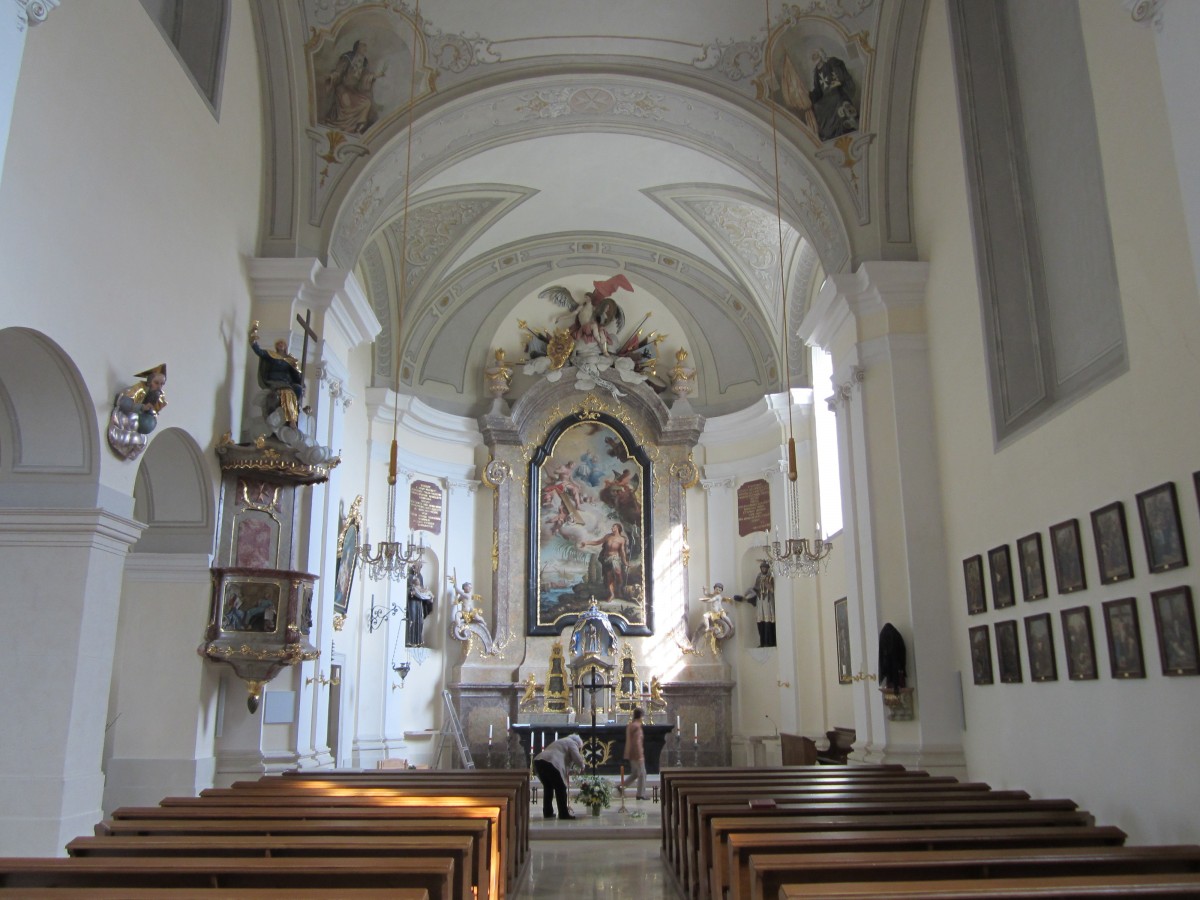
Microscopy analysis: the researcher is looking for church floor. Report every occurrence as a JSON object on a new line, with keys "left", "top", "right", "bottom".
{"left": 519, "top": 785, "right": 676, "bottom": 899}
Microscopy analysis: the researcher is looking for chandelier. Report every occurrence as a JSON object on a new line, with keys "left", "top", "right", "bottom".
{"left": 358, "top": 0, "right": 422, "bottom": 586}
{"left": 764, "top": 528, "right": 833, "bottom": 578}
{"left": 763, "top": 0, "right": 831, "bottom": 580}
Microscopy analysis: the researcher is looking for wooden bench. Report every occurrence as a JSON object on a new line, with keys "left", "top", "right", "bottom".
{"left": 103, "top": 806, "right": 505, "bottom": 900}
{"left": 689, "top": 794, "right": 1081, "bottom": 899}
{"left": 697, "top": 808, "right": 1096, "bottom": 900}
{"left": 724, "top": 826, "right": 1129, "bottom": 900}
{"left": 193, "top": 781, "right": 525, "bottom": 878}
{"left": 748, "top": 845, "right": 1200, "bottom": 900}
{"left": 90, "top": 816, "right": 491, "bottom": 895}
{"left": 663, "top": 768, "right": 940, "bottom": 862}
{"left": 67, "top": 834, "right": 475, "bottom": 900}
{"left": 775, "top": 872, "right": 1200, "bottom": 897}
{"left": 234, "top": 771, "right": 530, "bottom": 847}
{"left": 674, "top": 781, "right": 1011, "bottom": 883}
{"left": 0, "top": 890, "right": 430, "bottom": 899}
{"left": 0, "top": 857, "right": 456, "bottom": 899}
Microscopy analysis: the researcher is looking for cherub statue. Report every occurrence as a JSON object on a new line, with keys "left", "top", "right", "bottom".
{"left": 447, "top": 575, "right": 506, "bottom": 658}
{"left": 519, "top": 672, "right": 538, "bottom": 709}
{"left": 688, "top": 583, "right": 736, "bottom": 657}
{"left": 107, "top": 364, "right": 168, "bottom": 461}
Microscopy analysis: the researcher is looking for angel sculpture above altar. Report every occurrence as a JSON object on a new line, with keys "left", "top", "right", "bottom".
{"left": 517, "top": 275, "right": 665, "bottom": 399}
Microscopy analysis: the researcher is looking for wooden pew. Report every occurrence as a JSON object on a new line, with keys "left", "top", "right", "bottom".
{"left": 0, "top": 857, "right": 456, "bottom": 899}
{"left": 67, "top": 834, "right": 474, "bottom": 900}
{"left": 202, "top": 777, "right": 530, "bottom": 883}
{"left": 662, "top": 767, "right": 935, "bottom": 862}
{"left": 673, "top": 780, "right": 1009, "bottom": 884}
{"left": 235, "top": 770, "right": 531, "bottom": 854}
{"left": 689, "top": 794, "right": 1082, "bottom": 899}
{"left": 90, "top": 817, "right": 491, "bottom": 898}
{"left": 103, "top": 805, "right": 505, "bottom": 900}
{"left": 0, "top": 891, "right": 429, "bottom": 899}
{"left": 775, "top": 872, "right": 1200, "bottom": 898}
{"left": 724, "top": 826, "right": 1129, "bottom": 900}
{"left": 697, "top": 808, "right": 1096, "bottom": 900}
{"left": 747, "top": 845, "right": 1200, "bottom": 900}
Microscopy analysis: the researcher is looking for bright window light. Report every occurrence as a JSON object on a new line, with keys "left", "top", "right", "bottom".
{"left": 810, "top": 349, "right": 843, "bottom": 538}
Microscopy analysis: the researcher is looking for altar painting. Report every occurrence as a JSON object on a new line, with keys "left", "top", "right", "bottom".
{"left": 529, "top": 415, "right": 652, "bottom": 636}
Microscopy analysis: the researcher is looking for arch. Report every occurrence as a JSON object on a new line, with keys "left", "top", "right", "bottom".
{"left": 0, "top": 327, "right": 100, "bottom": 508}
{"left": 327, "top": 72, "right": 851, "bottom": 276}
{"left": 131, "top": 426, "right": 217, "bottom": 555}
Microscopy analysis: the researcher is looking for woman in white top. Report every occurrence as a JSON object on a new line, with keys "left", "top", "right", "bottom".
{"left": 534, "top": 734, "right": 584, "bottom": 819}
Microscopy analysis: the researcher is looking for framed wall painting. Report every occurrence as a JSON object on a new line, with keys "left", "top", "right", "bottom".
{"left": 988, "top": 544, "right": 1015, "bottom": 609}
{"left": 963, "top": 555, "right": 987, "bottom": 615}
{"left": 1016, "top": 532, "right": 1048, "bottom": 602}
{"left": 1090, "top": 501, "right": 1133, "bottom": 583}
{"left": 528, "top": 412, "right": 653, "bottom": 636}
{"left": 994, "top": 620, "right": 1022, "bottom": 683}
{"left": 834, "top": 597, "right": 852, "bottom": 684}
{"left": 1061, "top": 606, "right": 1098, "bottom": 681}
{"left": 333, "top": 495, "right": 363, "bottom": 618}
{"left": 968, "top": 624, "right": 993, "bottom": 685}
{"left": 1024, "top": 612, "right": 1057, "bottom": 682}
{"left": 1049, "top": 518, "right": 1087, "bottom": 594}
{"left": 1102, "top": 597, "right": 1145, "bottom": 679}
{"left": 1136, "top": 481, "right": 1188, "bottom": 574}
{"left": 1151, "top": 585, "right": 1199, "bottom": 676}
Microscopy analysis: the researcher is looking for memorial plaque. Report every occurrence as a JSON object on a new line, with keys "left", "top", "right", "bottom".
{"left": 737, "top": 479, "right": 771, "bottom": 536}
{"left": 408, "top": 480, "right": 443, "bottom": 534}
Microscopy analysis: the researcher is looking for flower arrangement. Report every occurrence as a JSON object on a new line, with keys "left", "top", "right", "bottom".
{"left": 575, "top": 774, "right": 613, "bottom": 812}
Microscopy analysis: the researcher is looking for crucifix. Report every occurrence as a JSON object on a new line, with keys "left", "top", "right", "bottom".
{"left": 295, "top": 310, "right": 320, "bottom": 378}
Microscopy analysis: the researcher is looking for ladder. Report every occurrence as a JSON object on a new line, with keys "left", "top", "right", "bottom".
{"left": 434, "top": 689, "right": 475, "bottom": 770}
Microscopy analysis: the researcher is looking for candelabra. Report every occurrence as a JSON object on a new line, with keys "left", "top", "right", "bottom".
{"left": 763, "top": 528, "right": 833, "bottom": 578}
{"left": 305, "top": 669, "right": 340, "bottom": 688}
{"left": 359, "top": 526, "right": 424, "bottom": 583}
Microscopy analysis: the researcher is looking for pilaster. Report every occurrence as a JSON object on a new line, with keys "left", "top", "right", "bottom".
{"left": 800, "top": 261, "right": 965, "bottom": 775}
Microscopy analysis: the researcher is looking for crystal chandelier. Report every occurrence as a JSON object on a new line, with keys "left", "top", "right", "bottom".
{"left": 760, "top": 0, "right": 832, "bottom": 580}
{"left": 358, "top": 4, "right": 423, "bottom": 586}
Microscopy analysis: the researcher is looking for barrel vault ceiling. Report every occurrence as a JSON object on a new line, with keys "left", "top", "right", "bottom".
{"left": 253, "top": 0, "right": 925, "bottom": 417}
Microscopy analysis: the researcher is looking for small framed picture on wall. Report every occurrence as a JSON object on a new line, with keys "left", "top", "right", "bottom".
{"left": 995, "top": 620, "right": 1022, "bottom": 684}
{"left": 1050, "top": 518, "right": 1087, "bottom": 594}
{"left": 1061, "top": 606, "right": 1098, "bottom": 681}
{"left": 834, "top": 597, "right": 852, "bottom": 685}
{"left": 1090, "top": 501, "right": 1134, "bottom": 583}
{"left": 988, "top": 544, "right": 1015, "bottom": 610}
{"left": 1024, "top": 613, "right": 1057, "bottom": 682}
{"left": 1137, "top": 482, "right": 1188, "bottom": 574}
{"left": 963, "top": 555, "right": 987, "bottom": 615}
{"left": 968, "top": 625, "right": 993, "bottom": 686}
{"left": 1102, "top": 597, "right": 1145, "bottom": 679}
{"left": 1151, "top": 586, "right": 1199, "bottom": 676}
{"left": 1017, "top": 532, "right": 1048, "bottom": 602}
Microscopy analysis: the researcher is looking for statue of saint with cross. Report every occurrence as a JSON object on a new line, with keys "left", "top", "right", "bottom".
{"left": 248, "top": 312, "right": 319, "bottom": 430}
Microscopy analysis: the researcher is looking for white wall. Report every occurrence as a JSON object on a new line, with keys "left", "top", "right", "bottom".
{"left": 0, "top": 0, "right": 265, "bottom": 851}
{"left": 914, "top": 0, "right": 1200, "bottom": 844}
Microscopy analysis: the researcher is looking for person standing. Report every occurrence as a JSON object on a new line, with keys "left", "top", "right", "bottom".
{"left": 534, "top": 734, "right": 584, "bottom": 820}
{"left": 617, "top": 707, "right": 647, "bottom": 800}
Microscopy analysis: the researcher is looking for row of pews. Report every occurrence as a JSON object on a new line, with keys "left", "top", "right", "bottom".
{"left": 0, "top": 768, "right": 530, "bottom": 899}
{"left": 661, "top": 764, "right": 1200, "bottom": 900}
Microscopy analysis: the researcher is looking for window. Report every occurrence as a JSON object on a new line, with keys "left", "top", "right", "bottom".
{"left": 948, "top": 0, "right": 1126, "bottom": 445}
{"left": 810, "top": 349, "right": 843, "bottom": 539}
{"left": 140, "top": 0, "right": 229, "bottom": 117}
